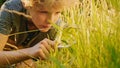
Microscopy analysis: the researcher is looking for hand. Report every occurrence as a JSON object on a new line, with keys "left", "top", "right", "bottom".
{"left": 31, "top": 38, "right": 55, "bottom": 60}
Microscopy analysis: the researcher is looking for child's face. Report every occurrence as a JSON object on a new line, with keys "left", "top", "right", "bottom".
{"left": 29, "top": 6, "right": 62, "bottom": 32}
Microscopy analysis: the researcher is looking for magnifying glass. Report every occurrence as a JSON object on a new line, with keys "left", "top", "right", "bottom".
{"left": 57, "top": 41, "right": 76, "bottom": 48}
{"left": 58, "top": 44, "right": 72, "bottom": 48}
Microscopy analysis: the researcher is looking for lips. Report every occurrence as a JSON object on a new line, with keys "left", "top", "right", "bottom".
{"left": 42, "top": 25, "right": 51, "bottom": 28}
{"left": 37, "top": 25, "right": 52, "bottom": 32}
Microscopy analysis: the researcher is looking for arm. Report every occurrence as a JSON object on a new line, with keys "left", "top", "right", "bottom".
{"left": 0, "top": 33, "right": 34, "bottom": 66}
{"left": 0, "top": 34, "right": 55, "bottom": 66}
{"left": 0, "top": 34, "right": 34, "bottom": 66}
{"left": 0, "top": 47, "right": 35, "bottom": 66}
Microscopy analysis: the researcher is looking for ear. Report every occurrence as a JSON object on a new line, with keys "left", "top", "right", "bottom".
{"left": 21, "top": 0, "right": 32, "bottom": 9}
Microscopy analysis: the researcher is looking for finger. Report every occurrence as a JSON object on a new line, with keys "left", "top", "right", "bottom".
{"left": 40, "top": 40, "right": 52, "bottom": 52}
{"left": 44, "top": 38, "right": 55, "bottom": 49}
{"left": 38, "top": 48, "right": 47, "bottom": 60}
{"left": 40, "top": 44, "right": 49, "bottom": 56}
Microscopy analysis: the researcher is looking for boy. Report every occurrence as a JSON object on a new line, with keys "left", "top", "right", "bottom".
{"left": 0, "top": 0, "right": 78, "bottom": 67}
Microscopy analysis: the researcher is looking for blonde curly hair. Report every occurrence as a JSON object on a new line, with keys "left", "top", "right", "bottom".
{"left": 22, "top": 0, "right": 79, "bottom": 9}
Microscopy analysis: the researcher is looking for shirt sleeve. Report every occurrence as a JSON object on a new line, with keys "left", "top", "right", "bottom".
{"left": 0, "top": 1, "right": 12, "bottom": 35}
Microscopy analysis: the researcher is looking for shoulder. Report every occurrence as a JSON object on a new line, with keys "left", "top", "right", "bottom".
{"left": 0, "top": 0, "right": 25, "bottom": 35}
{"left": 1, "top": 0, "right": 24, "bottom": 11}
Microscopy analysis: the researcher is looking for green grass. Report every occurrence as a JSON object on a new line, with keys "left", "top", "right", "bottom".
{"left": 0, "top": 0, "right": 120, "bottom": 68}
{"left": 36, "top": 0, "right": 120, "bottom": 68}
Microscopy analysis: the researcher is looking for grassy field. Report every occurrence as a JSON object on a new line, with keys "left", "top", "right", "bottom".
{"left": 38, "top": 0, "right": 120, "bottom": 68}
{"left": 0, "top": 0, "right": 120, "bottom": 68}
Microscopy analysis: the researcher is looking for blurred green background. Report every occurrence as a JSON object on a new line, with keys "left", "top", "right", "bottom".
{"left": 0, "top": 0, "right": 6, "bottom": 6}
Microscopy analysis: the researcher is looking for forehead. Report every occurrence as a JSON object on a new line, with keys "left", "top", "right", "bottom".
{"left": 31, "top": 0, "right": 65, "bottom": 11}
{"left": 32, "top": 5, "right": 63, "bottom": 12}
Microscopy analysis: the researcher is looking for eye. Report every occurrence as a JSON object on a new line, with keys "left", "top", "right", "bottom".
{"left": 55, "top": 12, "right": 61, "bottom": 15}
{"left": 39, "top": 11, "right": 48, "bottom": 14}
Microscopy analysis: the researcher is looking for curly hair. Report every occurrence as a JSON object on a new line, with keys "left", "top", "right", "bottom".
{"left": 22, "top": 0, "right": 79, "bottom": 9}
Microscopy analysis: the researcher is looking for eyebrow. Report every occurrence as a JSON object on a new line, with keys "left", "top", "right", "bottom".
{"left": 40, "top": 0, "right": 45, "bottom": 2}
{"left": 39, "top": 11, "right": 48, "bottom": 13}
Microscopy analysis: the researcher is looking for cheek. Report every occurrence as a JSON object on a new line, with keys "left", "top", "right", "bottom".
{"left": 31, "top": 14, "right": 45, "bottom": 24}
{"left": 32, "top": 16, "right": 38, "bottom": 23}
{"left": 31, "top": 13, "right": 38, "bottom": 21}
{"left": 54, "top": 15, "right": 60, "bottom": 22}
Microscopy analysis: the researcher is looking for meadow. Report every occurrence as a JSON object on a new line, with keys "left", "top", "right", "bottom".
{"left": 42, "top": 0, "right": 120, "bottom": 68}
{"left": 0, "top": 0, "right": 120, "bottom": 68}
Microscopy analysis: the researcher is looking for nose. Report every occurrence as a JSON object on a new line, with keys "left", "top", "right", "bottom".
{"left": 47, "top": 13, "right": 55, "bottom": 24}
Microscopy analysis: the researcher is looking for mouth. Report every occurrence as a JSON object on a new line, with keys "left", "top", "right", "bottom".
{"left": 42, "top": 25, "right": 51, "bottom": 28}
{"left": 38, "top": 25, "right": 51, "bottom": 31}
